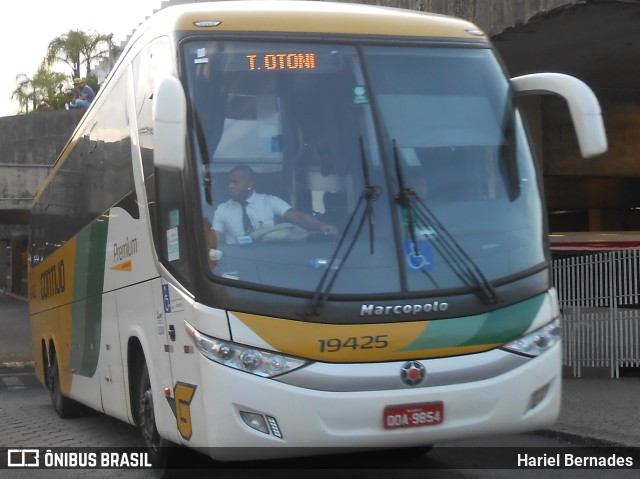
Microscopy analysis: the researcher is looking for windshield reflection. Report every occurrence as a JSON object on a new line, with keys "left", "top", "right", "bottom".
{"left": 183, "top": 41, "right": 545, "bottom": 297}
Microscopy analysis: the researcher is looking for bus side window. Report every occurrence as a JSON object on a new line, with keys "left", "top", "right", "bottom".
{"left": 157, "top": 169, "right": 193, "bottom": 286}
{"left": 132, "top": 36, "right": 192, "bottom": 284}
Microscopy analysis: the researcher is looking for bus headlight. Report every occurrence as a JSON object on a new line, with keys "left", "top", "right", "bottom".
{"left": 185, "top": 321, "right": 308, "bottom": 377}
{"left": 501, "top": 318, "right": 561, "bottom": 357}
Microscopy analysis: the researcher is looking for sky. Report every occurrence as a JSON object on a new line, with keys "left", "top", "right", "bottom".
{"left": 0, "top": 0, "right": 163, "bottom": 117}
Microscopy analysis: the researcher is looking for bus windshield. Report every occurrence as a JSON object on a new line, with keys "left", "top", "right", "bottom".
{"left": 183, "top": 40, "right": 545, "bottom": 297}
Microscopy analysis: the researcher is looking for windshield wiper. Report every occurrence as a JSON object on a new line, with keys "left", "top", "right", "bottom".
{"left": 392, "top": 140, "right": 499, "bottom": 305}
{"left": 303, "top": 137, "right": 380, "bottom": 318}
{"left": 360, "top": 136, "right": 378, "bottom": 254}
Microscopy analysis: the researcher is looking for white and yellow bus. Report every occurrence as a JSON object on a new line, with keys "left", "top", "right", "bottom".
{"left": 29, "top": 0, "right": 607, "bottom": 467}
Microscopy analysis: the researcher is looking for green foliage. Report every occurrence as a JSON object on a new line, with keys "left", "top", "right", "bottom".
{"left": 11, "top": 66, "right": 70, "bottom": 113}
{"left": 11, "top": 73, "right": 33, "bottom": 113}
{"left": 12, "top": 29, "right": 113, "bottom": 114}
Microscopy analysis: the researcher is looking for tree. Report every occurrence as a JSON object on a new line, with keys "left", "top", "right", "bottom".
{"left": 45, "top": 30, "right": 86, "bottom": 80}
{"left": 31, "top": 66, "right": 68, "bottom": 111}
{"left": 45, "top": 30, "right": 111, "bottom": 80}
{"left": 12, "top": 28, "right": 113, "bottom": 114}
{"left": 11, "top": 74, "right": 35, "bottom": 113}
{"left": 80, "top": 32, "right": 112, "bottom": 78}
{"left": 11, "top": 67, "right": 69, "bottom": 113}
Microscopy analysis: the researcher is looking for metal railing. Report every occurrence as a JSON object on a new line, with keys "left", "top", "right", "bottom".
{"left": 552, "top": 250, "right": 640, "bottom": 378}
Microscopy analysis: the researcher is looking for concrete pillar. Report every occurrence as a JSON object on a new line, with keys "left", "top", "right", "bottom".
{"left": 0, "top": 241, "right": 7, "bottom": 292}
{"left": 9, "top": 238, "right": 26, "bottom": 296}
{"left": 519, "top": 96, "right": 544, "bottom": 172}
{"left": 589, "top": 209, "right": 601, "bottom": 231}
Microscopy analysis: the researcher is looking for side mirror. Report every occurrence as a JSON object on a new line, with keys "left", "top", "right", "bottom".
{"left": 511, "top": 73, "right": 608, "bottom": 158}
{"left": 153, "top": 75, "right": 187, "bottom": 170}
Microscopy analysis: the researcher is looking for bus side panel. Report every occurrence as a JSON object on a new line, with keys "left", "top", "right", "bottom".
{"left": 98, "top": 200, "right": 165, "bottom": 424}
{"left": 30, "top": 303, "right": 98, "bottom": 408}
{"left": 29, "top": 235, "right": 76, "bottom": 396}
{"left": 98, "top": 290, "right": 129, "bottom": 422}
{"left": 55, "top": 304, "right": 74, "bottom": 397}
{"left": 117, "top": 279, "right": 179, "bottom": 438}
{"left": 159, "top": 284, "right": 205, "bottom": 447}
{"left": 31, "top": 300, "right": 104, "bottom": 412}
{"left": 103, "top": 207, "right": 160, "bottom": 291}
{"left": 28, "top": 217, "right": 110, "bottom": 411}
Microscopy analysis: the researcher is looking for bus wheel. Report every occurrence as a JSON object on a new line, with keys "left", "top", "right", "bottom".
{"left": 48, "top": 351, "right": 78, "bottom": 418}
{"left": 139, "top": 364, "right": 170, "bottom": 470}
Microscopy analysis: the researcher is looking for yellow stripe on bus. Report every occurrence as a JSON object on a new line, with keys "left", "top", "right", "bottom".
{"left": 111, "top": 259, "right": 132, "bottom": 272}
{"left": 232, "top": 310, "right": 513, "bottom": 362}
{"left": 233, "top": 312, "right": 433, "bottom": 362}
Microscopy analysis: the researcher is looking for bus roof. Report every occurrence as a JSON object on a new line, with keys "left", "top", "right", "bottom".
{"left": 136, "top": 0, "right": 486, "bottom": 41}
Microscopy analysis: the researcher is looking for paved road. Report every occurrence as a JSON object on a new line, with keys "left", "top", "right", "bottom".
{"left": 0, "top": 368, "right": 143, "bottom": 449}
{"left": 2, "top": 371, "right": 639, "bottom": 479}
{"left": 0, "top": 368, "right": 640, "bottom": 479}
{"left": 2, "top": 292, "right": 639, "bottom": 477}
{"left": 0, "top": 294, "right": 31, "bottom": 367}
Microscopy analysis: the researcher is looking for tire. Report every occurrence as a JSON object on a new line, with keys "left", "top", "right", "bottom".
{"left": 138, "top": 364, "right": 172, "bottom": 471}
{"left": 48, "top": 351, "right": 79, "bottom": 418}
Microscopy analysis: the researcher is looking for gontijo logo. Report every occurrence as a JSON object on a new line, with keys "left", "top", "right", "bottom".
{"left": 40, "top": 260, "right": 65, "bottom": 300}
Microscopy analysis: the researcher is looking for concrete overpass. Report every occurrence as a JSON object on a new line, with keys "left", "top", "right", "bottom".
{"left": 0, "top": 110, "right": 83, "bottom": 294}
{"left": 490, "top": 0, "right": 640, "bottom": 231}
{"left": 2, "top": 0, "right": 640, "bottom": 293}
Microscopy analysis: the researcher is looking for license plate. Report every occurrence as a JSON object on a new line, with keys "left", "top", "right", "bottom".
{"left": 383, "top": 402, "right": 444, "bottom": 429}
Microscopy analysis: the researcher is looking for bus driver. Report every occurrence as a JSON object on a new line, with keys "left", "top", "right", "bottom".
{"left": 212, "top": 165, "right": 339, "bottom": 246}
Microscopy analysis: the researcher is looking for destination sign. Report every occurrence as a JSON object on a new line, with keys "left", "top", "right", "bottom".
{"left": 245, "top": 52, "right": 317, "bottom": 71}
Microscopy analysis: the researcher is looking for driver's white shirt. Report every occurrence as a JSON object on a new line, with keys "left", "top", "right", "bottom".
{"left": 213, "top": 192, "right": 291, "bottom": 244}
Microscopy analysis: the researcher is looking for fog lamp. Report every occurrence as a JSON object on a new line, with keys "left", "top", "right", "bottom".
{"left": 240, "top": 411, "right": 270, "bottom": 435}
{"left": 526, "top": 383, "right": 551, "bottom": 413}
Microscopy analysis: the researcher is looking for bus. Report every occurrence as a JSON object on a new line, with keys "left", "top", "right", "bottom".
{"left": 551, "top": 231, "right": 640, "bottom": 257}
{"left": 28, "top": 0, "right": 607, "bottom": 467}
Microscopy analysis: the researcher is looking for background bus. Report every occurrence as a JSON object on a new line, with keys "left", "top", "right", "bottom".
{"left": 551, "top": 231, "right": 640, "bottom": 257}
{"left": 28, "top": 1, "right": 607, "bottom": 468}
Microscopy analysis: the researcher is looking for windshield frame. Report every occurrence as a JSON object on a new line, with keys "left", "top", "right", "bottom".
{"left": 176, "top": 33, "right": 549, "bottom": 308}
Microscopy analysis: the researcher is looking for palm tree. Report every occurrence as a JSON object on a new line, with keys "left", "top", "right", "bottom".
{"left": 45, "top": 30, "right": 87, "bottom": 79}
{"left": 11, "top": 74, "right": 35, "bottom": 113}
{"left": 12, "top": 67, "right": 70, "bottom": 113}
{"left": 80, "top": 32, "right": 112, "bottom": 78}
{"left": 45, "top": 30, "right": 111, "bottom": 80}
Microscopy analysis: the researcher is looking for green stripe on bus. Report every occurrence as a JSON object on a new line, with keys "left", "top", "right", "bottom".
{"left": 400, "top": 294, "right": 545, "bottom": 351}
{"left": 70, "top": 214, "right": 110, "bottom": 377}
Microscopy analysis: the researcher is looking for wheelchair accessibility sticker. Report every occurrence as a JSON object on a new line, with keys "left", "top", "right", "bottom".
{"left": 403, "top": 240, "right": 433, "bottom": 271}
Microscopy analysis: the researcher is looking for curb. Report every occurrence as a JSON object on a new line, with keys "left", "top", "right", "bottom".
{"left": 1, "top": 360, "right": 35, "bottom": 369}
{"left": 535, "top": 428, "right": 634, "bottom": 449}
{"left": 0, "top": 291, "right": 28, "bottom": 302}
